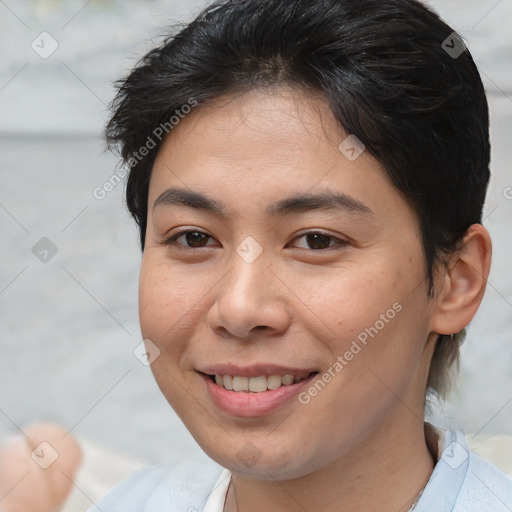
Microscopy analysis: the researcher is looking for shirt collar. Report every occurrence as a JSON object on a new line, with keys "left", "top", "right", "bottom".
{"left": 414, "top": 426, "right": 470, "bottom": 511}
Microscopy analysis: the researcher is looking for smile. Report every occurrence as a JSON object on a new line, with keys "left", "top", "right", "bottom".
{"left": 199, "top": 367, "right": 320, "bottom": 417}
{"left": 211, "top": 373, "right": 314, "bottom": 392}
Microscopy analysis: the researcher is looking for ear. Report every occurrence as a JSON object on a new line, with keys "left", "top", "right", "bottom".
{"left": 430, "top": 224, "right": 492, "bottom": 336}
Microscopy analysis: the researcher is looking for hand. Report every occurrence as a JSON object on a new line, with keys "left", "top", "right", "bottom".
{"left": 0, "top": 422, "right": 82, "bottom": 512}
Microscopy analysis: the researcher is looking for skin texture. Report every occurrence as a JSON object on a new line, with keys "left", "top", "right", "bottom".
{"left": 0, "top": 423, "right": 82, "bottom": 512}
{"left": 139, "top": 86, "right": 491, "bottom": 512}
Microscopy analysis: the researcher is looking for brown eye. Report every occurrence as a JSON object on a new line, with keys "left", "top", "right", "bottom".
{"left": 184, "top": 231, "right": 210, "bottom": 247}
{"left": 165, "top": 230, "right": 217, "bottom": 248}
{"left": 290, "top": 232, "right": 348, "bottom": 250}
{"left": 305, "top": 233, "right": 333, "bottom": 249}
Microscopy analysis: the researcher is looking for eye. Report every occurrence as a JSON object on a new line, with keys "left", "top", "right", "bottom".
{"left": 161, "top": 229, "right": 347, "bottom": 251}
{"left": 164, "top": 229, "right": 218, "bottom": 248}
{"left": 289, "top": 232, "right": 348, "bottom": 250}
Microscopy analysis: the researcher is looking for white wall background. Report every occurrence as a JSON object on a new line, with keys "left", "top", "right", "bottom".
{"left": 0, "top": 0, "right": 511, "bottom": 465}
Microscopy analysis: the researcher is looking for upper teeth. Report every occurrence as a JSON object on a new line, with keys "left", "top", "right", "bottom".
{"left": 214, "top": 374, "right": 310, "bottom": 392}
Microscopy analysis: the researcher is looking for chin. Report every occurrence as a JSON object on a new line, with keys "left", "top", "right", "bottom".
{"left": 196, "top": 436, "right": 324, "bottom": 481}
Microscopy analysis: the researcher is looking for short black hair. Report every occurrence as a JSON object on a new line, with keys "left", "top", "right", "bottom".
{"left": 106, "top": 0, "right": 490, "bottom": 397}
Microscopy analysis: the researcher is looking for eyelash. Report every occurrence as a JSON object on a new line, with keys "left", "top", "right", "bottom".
{"left": 162, "top": 229, "right": 349, "bottom": 251}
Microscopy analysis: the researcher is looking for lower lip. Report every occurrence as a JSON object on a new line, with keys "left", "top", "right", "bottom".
{"left": 202, "top": 373, "right": 317, "bottom": 417}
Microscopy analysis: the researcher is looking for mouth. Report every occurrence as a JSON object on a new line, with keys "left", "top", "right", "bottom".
{"left": 207, "top": 372, "right": 318, "bottom": 393}
{"left": 198, "top": 366, "right": 320, "bottom": 417}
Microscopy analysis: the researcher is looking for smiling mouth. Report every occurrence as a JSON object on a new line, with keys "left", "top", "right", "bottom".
{"left": 206, "top": 372, "right": 319, "bottom": 393}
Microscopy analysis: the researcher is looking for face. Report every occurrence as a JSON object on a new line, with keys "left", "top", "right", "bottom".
{"left": 139, "top": 86, "right": 437, "bottom": 480}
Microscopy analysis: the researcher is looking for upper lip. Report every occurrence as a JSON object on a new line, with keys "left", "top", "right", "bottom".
{"left": 198, "top": 364, "right": 318, "bottom": 377}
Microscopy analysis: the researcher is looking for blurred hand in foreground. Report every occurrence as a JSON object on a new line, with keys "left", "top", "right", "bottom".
{"left": 0, "top": 422, "right": 82, "bottom": 512}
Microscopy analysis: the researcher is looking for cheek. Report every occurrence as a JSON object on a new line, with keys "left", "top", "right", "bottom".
{"left": 323, "top": 264, "right": 427, "bottom": 390}
{"left": 296, "top": 260, "right": 405, "bottom": 339}
{"left": 137, "top": 258, "right": 204, "bottom": 410}
{"left": 301, "top": 254, "right": 428, "bottom": 387}
{"left": 138, "top": 257, "right": 199, "bottom": 345}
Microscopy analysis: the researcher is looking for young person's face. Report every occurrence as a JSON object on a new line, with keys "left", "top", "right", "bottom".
{"left": 139, "top": 87, "right": 438, "bottom": 479}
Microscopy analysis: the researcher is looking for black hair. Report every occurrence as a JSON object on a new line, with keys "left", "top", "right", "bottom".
{"left": 106, "top": 0, "right": 490, "bottom": 397}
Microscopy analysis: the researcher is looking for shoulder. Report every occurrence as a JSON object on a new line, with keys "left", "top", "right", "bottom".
{"left": 416, "top": 426, "right": 512, "bottom": 511}
{"left": 86, "top": 456, "right": 225, "bottom": 512}
{"left": 84, "top": 466, "right": 166, "bottom": 512}
{"left": 453, "top": 451, "right": 512, "bottom": 511}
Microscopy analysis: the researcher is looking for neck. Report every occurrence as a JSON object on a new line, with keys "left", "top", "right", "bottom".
{"left": 224, "top": 417, "right": 436, "bottom": 512}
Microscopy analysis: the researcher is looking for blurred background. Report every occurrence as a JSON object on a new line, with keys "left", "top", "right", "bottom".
{"left": 0, "top": 0, "right": 511, "bottom": 508}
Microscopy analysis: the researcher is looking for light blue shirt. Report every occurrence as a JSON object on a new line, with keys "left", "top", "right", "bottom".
{"left": 87, "top": 428, "right": 512, "bottom": 511}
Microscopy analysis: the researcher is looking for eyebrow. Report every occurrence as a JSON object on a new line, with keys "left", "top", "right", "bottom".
{"left": 153, "top": 187, "right": 373, "bottom": 218}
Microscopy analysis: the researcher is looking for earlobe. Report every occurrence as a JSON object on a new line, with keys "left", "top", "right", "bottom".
{"left": 431, "top": 224, "right": 492, "bottom": 336}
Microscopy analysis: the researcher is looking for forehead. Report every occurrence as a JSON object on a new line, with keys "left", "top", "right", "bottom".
{"left": 159, "top": 87, "right": 339, "bottom": 166}
{"left": 149, "top": 86, "right": 405, "bottom": 221}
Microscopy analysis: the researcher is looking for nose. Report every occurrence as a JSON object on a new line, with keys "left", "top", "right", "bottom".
{"left": 207, "top": 251, "right": 291, "bottom": 340}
